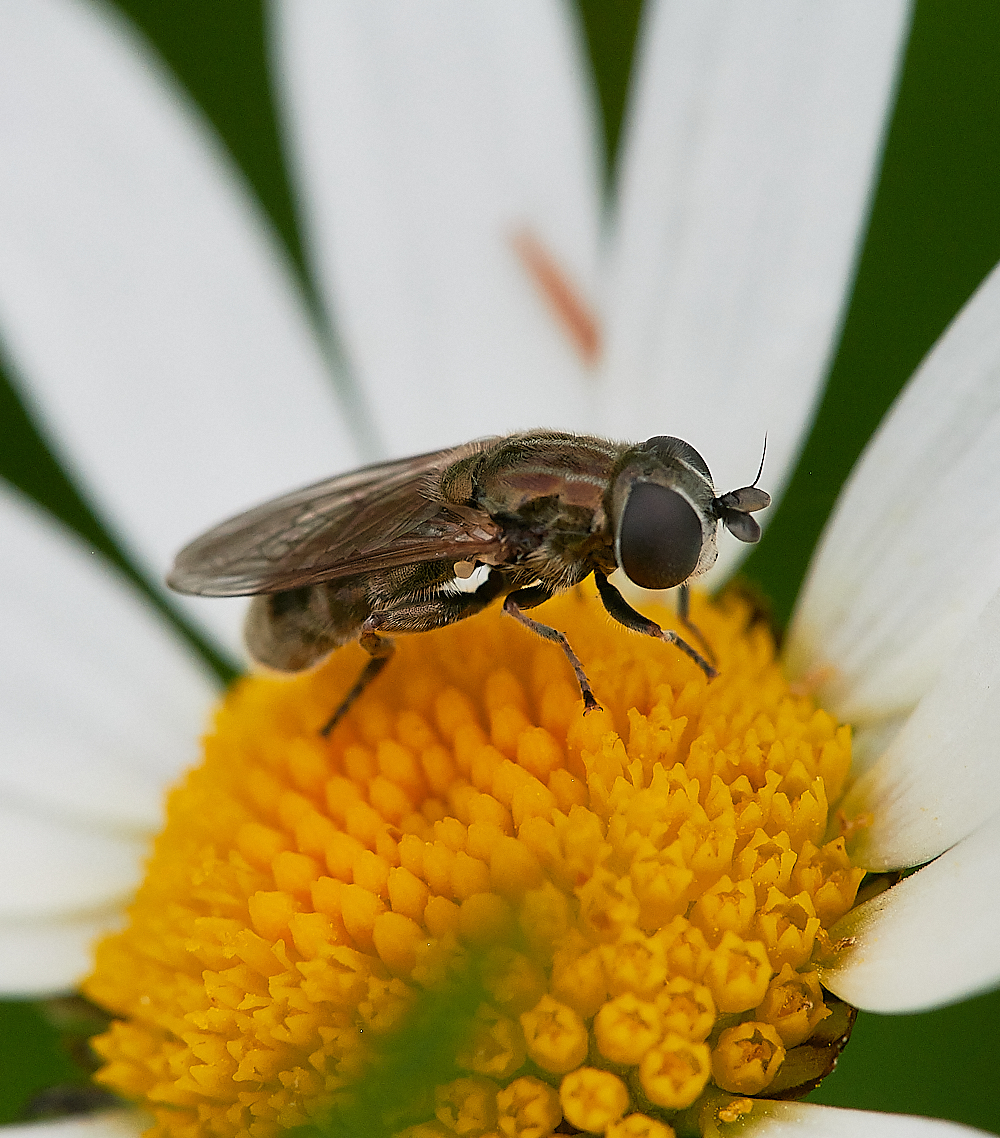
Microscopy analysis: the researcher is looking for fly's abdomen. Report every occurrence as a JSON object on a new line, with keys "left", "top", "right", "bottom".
{"left": 244, "top": 579, "right": 370, "bottom": 672}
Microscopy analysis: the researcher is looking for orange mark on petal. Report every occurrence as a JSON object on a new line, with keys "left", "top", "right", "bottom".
{"left": 512, "top": 228, "right": 601, "bottom": 364}
{"left": 788, "top": 665, "right": 837, "bottom": 698}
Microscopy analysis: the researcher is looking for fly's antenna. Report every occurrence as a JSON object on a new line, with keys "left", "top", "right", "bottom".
{"left": 751, "top": 434, "right": 767, "bottom": 488}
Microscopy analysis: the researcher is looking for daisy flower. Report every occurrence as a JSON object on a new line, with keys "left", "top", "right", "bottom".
{"left": 0, "top": 2, "right": 997, "bottom": 1136}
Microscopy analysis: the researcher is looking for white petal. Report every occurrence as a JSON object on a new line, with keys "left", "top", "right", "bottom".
{"left": 843, "top": 589, "right": 1000, "bottom": 867}
{"left": 0, "top": 0, "right": 363, "bottom": 656}
{"left": 0, "top": 804, "right": 145, "bottom": 919}
{"left": 0, "top": 911, "right": 124, "bottom": 996}
{"left": 0, "top": 1114, "right": 145, "bottom": 1138}
{"left": 819, "top": 812, "right": 1000, "bottom": 1014}
{"left": 274, "top": 0, "right": 602, "bottom": 455}
{"left": 751, "top": 1101, "right": 987, "bottom": 1137}
{"left": 0, "top": 485, "right": 213, "bottom": 831}
{"left": 787, "top": 260, "right": 1000, "bottom": 752}
{"left": 601, "top": 0, "right": 911, "bottom": 577}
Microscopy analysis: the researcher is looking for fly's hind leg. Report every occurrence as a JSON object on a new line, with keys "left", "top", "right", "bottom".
{"left": 319, "top": 621, "right": 395, "bottom": 737}
{"left": 503, "top": 585, "right": 601, "bottom": 713}
{"left": 595, "top": 573, "right": 717, "bottom": 680}
{"left": 320, "top": 569, "right": 509, "bottom": 737}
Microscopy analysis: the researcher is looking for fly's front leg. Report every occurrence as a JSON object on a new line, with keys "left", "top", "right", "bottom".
{"left": 319, "top": 619, "right": 395, "bottom": 737}
{"left": 676, "top": 583, "right": 717, "bottom": 667}
{"left": 595, "top": 572, "right": 717, "bottom": 680}
{"left": 503, "top": 584, "right": 601, "bottom": 713}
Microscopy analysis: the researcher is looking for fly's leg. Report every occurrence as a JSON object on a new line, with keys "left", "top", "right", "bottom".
{"left": 503, "top": 585, "right": 601, "bottom": 713}
{"left": 595, "top": 572, "right": 717, "bottom": 680}
{"left": 320, "top": 572, "right": 509, "bottom": 737}
{"left": 319, "top": 623, "right": 395, "bottom": 737}
{"left": 676, "top": 582, "right": 717, "bottom": 667}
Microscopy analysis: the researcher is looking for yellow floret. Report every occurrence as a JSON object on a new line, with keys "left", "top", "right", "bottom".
{"left": 711, "top": 1022, "right": 786, "bottom": 1095}
{"left": 518, "top": 994, "right": 588, "bottom": 1074}
{"left": 84, "top": 589, "right": 863, "bottom": 1138}
{"left": 640, "top": 1034, "right": 713, "bottom": 1108}
{"left": 595, "top": 991, "right": 663, "bottom": 1065}
{"left": 755, "top": 963, "right": 831, "bottom": 1048}
{"left": 496, "top": 1075, "right": 561, "bottom": 1138}
{"left": 559, "top": 1067, "right": 631, "bottom": 1132}
{"left": 607, "top": 1114, "right": 677, "bottom": 1138}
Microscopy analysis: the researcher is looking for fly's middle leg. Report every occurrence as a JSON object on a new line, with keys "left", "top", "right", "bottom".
{"left": 503, "top": 584, "right": 601, "bottom": 713}
{"left": 676, "top": 582, "right": 717, "bottom": 667}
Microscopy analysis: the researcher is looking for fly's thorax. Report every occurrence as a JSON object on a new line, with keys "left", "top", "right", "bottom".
{"left": 526, "top": 530, "right": 616, "bottom": 592}
{"left": 436, "top": 448, "right": 484, "bottom": 504}
{"left": 451, "top": 431, "right": 621, "bottom": 516}
{"left": 608, "top": 438, "right": 720, "bottom": 591}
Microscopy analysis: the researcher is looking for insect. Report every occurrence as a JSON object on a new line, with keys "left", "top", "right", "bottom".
{"left": 168, "top": 432, "right": 770, "bottom": 734}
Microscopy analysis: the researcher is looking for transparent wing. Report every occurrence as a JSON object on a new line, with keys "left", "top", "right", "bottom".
{"left": 168, "top": 439, "right": 503, "bottom": 596}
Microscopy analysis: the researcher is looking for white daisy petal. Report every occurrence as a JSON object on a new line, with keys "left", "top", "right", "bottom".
{"left": 0, "top": 912, "right": 124, "bottom": 996}
{"left": 601, "top": 0, "right": 911, "bottom": 575}
{"left": 0, "top": 1117, "right": 144, "bottom": 1138}
{"left": 0, "top": 805, "right": 144, "bottom": 919}
{"left": 0, "top": 0, "right": 362, "bottom": 656}
{"left": 0, "top": 1113, "right": 145, "bottom": 1138}
{"left": 819, "top": 812, "right": 1000, "bottom": 1014}
{"left": 0, "top": 485, "right": 213, "bottom": 830}
{"left": 274, "top": 0, "right": 601, "bottom": 455}
{"left": 752, "top": 1101, "right": 987, "bottom": 1137}
{"left": 787, "top": 260, "right": 1000, "bottom": 753}
{"left": 844, "top": 589, "right": 1000, "bottom": 867}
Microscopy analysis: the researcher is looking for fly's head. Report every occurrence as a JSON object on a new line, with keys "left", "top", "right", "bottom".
{"left": 608, "top": 435, "right": 771, "bottom": 591}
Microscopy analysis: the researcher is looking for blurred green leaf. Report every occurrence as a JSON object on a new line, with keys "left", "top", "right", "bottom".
{"left": 0, "top": 1001, "right": 87, "bottom": 1124}
{"left": 112, "top": 0, "right": 309, "bottom": 291}
{"left": 288, "top": 964, "right": 488, "bottom": 1138}
{"left": 808, "top": 989, "right": 1000, "bottom": 1132}
{"left": 0, "top": 350, "right": 237, "bottom": 685}
{"left": 576, "top": 0, "right": 644, "bottom": 183}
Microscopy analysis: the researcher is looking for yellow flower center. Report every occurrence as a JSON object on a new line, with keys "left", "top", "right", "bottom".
{"left": 84, "top": 589, "right": 863, "bottom": 1138}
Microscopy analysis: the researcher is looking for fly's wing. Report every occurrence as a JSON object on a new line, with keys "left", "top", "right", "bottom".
{"left": 168, "top": 440, "right": 503, "bottom": 597}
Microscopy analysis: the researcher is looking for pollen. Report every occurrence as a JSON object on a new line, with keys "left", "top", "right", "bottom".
{"left": 84, "top": 589, "right": 863, "bottom": 1138}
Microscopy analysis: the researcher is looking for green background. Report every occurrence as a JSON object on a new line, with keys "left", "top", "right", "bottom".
{"left": 2, "top": 0, "right": 999, "bottom": 1131}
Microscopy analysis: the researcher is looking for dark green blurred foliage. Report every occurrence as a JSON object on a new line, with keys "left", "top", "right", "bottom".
{"left": 112, "top": 0, "right": 309, "bottom": 291}
{"left": 576, "top": 0, "right": 644, "bottom": 182}
{"left": 809, "top": 989, "right": 1000, "bottom": 1130}
{"left": 0, "top": 347, "right": 114, "bottom": 562}
{"left": 3, "top": 0, "right": 1000, "bottom": 1132}
{"left": 0, "top": 1001, "right": 95, "bottom": 1124}
{"left": 0, "top": 353, "right": 237, "bottom": 685}
{"left": 287, "top": 966, "right": 488, "bottom": 1138}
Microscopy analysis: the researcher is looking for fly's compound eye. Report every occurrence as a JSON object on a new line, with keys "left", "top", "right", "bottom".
{"left": 618, "top": 482, "right": 703, "bottom": 590}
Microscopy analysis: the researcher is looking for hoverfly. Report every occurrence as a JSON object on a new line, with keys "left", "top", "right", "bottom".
{"left": 168, "top": 432, "right": 770, "bottom": 734}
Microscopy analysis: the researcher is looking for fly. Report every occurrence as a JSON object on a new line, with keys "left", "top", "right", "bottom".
{"left": 168, "top": 432, "right": 770, "bottom": 734}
